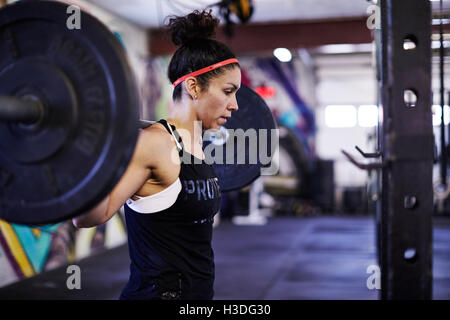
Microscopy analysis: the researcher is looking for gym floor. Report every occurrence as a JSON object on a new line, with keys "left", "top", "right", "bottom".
{"left": 0, "top": 215, "right": 449, "bottom": 300}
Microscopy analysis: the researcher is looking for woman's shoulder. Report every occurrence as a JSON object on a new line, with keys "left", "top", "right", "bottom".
{"left": 140, "top": 122, "right": 174, "bottom": 148}
{"left": 136, "top": 122, "right": 181, "bottom": 172}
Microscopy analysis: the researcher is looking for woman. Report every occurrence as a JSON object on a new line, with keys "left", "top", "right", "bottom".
{"left": 72, "top": 10, "right": 241, "bottom": 300}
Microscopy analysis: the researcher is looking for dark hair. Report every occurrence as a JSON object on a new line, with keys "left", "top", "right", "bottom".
{"left": 167, "top": 10, "right": 239, "bottom": 101}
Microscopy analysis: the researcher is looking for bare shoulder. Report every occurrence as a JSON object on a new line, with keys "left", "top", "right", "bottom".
{"left": 139, "top": 123, "right": 173, "bottom": 152}
{"left": 135, "top": 123, "right": 181, "bottom": 182}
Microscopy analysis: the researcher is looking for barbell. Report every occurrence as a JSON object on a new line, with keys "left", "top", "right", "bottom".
{"left": 0, "top": 1, "right": 277, "bottom": 225}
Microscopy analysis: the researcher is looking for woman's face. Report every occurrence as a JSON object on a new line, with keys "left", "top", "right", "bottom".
{"left": 195, "top": 67, "right": 241, "bottom": 130}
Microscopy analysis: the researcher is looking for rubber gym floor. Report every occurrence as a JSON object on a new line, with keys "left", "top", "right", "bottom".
{"left": 0, "top": 216, "right": 449, "bottom": 300}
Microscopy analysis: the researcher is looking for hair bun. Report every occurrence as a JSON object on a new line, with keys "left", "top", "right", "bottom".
{"left": 167, "top": 10, "right": 219, "bottom": 46}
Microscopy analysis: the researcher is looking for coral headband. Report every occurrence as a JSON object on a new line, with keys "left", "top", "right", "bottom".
{"left": 173, "top": 58, "right": 239, "bottom": 87}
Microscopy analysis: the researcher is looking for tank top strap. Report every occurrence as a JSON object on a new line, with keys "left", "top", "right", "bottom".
{"left": 157, "top": 119, "right": 185, "bottom": 157}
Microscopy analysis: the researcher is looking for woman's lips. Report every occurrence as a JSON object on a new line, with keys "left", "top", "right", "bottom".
{"left": 219, "top": 116, "right": 229, "bottom": 124}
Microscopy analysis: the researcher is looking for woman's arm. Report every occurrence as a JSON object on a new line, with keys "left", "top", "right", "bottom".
{"left": 72, "top": 128, "right": 174, "bottom": 228}
{"left": 72, "top": 195, "right": 110, "bottom": 228}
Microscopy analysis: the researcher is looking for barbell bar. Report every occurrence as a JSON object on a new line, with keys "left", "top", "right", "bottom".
{"left": 0, "top": 95, "right": 153, "bottom": 130}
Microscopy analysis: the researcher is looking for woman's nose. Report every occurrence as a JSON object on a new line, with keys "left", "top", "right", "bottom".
{"left": 228, "top": 95, "right": 239, "bottom": 111}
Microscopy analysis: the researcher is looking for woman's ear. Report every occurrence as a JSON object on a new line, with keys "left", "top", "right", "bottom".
{"left": 184, "top": 77, "right": 199, "bottom": 100}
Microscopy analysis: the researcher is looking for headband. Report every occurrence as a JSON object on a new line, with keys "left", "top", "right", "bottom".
{"left": 172, "top": 58, "right": 239, "bottom": 88}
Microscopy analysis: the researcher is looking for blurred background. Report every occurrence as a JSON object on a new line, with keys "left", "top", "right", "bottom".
{"left": 0, "top": 0, "right": 449, "bottom": 300}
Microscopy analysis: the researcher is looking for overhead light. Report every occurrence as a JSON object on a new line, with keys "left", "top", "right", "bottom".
{"left": 316, "top": 43, "right": 372, "bottom": 54}
{"left": 273, "top": 48, "right": 292, "bottom": 62}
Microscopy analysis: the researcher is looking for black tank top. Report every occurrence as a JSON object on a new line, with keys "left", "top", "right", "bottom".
{"left": 119, "top": 119, "right": 221, "bottom": 300}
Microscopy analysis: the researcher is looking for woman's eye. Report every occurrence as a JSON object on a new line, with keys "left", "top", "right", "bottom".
{"left": 224, "top": 90, "right": 232, "bottom": 95}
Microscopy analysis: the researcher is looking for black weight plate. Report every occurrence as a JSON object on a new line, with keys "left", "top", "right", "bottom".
{"left": 203, "top": 85, "right": 277, "bottom": 192}
{"left": 0, "top": 1, "right": 139, "bottom": 224}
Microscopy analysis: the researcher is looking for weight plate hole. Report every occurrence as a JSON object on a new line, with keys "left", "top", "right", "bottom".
{"left": 404, "top": 248, "right": 417, "bottom": 263}
{"left": 403, "top": 36, "right": 417, "bottom": 51}
{"left": 404, "top": 89, "right": 418, "bottom": 108}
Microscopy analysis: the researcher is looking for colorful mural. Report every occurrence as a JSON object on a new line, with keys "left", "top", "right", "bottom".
{"left": 0, "top": 212, "right": 127, "bottom": 288}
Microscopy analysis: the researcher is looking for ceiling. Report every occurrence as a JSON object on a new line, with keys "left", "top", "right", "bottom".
{"left": 88, "top": 0, "right": 376, "bottom": 29}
